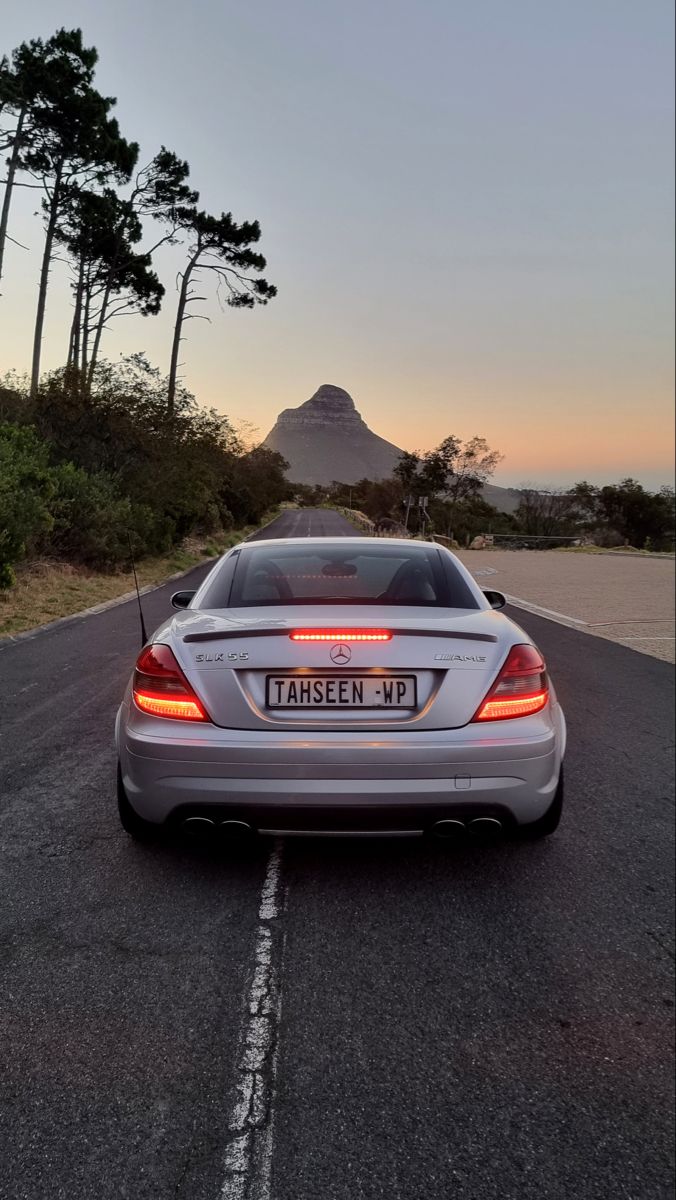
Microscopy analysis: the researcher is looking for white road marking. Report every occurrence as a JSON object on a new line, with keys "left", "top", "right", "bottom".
{"left": 220, "top": 842, "right": 285, "bottom": 1200}
{"left": 503, "top": 594, "right": 588, "bottom": 628}
{"left": 616, "top": 636, "right": 676, "bottom": 642}
{"left": 587, "top": 619, "right": 674, "bottom": 627}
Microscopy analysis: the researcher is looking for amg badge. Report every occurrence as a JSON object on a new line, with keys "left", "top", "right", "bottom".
{"left": 434, "top": 653, "right": 487, "bottom": 662}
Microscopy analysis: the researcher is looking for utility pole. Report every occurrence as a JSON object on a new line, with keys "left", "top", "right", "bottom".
{"left": 419, "top": 496, "right": 428, "bottom": 538}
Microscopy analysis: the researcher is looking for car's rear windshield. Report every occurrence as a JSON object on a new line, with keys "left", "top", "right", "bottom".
{"left": 199, "top": 544, "right": 479, "bottom": 609}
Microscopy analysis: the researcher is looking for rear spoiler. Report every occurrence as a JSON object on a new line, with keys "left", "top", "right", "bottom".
{"left": 183, "top": 628, "right": 498, "bottom": 644}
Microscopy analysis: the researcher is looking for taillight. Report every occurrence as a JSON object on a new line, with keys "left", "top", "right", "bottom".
{"left": 290, "top": 630, "right": 392, "bottom": 642}
{"left": 132, "top": 644, "right": 209, "bottom": 722}
{"left": 472, "top": 644, "right": 548, "bottom": 722}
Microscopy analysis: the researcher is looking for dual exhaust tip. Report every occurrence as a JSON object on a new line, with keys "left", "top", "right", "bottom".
{"left": 182, "top": 817, "right": 253, "bottom": 837}
{"left": 430, "top": 817, "right": 503, "bottom": 839}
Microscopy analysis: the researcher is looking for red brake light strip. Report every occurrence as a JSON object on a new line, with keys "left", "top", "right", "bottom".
{"left": 474, "top": 691, "right": 548, "bottom": 721}
{"left": 133, "top": 691, "right": 207, "bottom": 721}
{"left": 290, "top": 630, "right": 392, "bottom": 642}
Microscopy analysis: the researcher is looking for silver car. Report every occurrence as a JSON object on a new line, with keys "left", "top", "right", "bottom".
{"left": 115, "top": 537, "right": 566, "bottom": 841}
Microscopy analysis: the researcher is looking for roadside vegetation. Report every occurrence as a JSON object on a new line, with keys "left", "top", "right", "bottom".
{"left": 299, "top": 436, "right": 517, "bottom": 544}
{"left": 298, "top": 443, "right": 675, "bottom": 553}
{"left": 0, "top": 516, "right": 282, "bottom": 638}
{"left": 0, "top": 358, "right": 291, "bottom": 591}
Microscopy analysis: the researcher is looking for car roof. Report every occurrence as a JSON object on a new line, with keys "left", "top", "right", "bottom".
{"left": 236, "top": 537, "right": 439, "bottom": 551}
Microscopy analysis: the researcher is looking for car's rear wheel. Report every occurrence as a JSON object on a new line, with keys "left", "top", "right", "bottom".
{"left": 517, "top": 767, "right": 564, "bottom": 840}
{"left": 117, "top": 764, "right": 160, "bottom": 843}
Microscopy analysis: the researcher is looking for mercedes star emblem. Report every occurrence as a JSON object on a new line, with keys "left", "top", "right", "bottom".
{"left": 330, "top": 644, "right": 352, "bottom": 664}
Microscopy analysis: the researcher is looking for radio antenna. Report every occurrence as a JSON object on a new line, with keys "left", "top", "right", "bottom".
{"left": 127, "top": 532, "right": 148, "bottom": 647}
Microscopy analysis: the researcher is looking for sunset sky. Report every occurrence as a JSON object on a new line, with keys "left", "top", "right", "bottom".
{"left": 1, "top": 0, "right": 673, "bottom": 489}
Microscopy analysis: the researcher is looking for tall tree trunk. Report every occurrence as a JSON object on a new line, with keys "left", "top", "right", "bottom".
{"left": 68, "top": 252, "right": 85, "bottom": 370}
{"left": 86, "top": 274, "right": 112, "bottom": 396}
{"left": 0, "top": 104, "right": 27, "bottom": 287}
{"left": 30, "top": 161, "right": 63, "bottom": 399}
{"left": 167, "top": 252, "right": 198, "bottom": 416}
{"left": 80, "top": 269, "right": 91, "bottom": 383}
{"left": 66, "top": 317, "right": 74, "bottom": 369}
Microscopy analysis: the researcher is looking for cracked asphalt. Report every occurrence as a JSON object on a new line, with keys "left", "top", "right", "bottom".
{"left": 0, "top": 509, "right": 673, "bottom": 1199}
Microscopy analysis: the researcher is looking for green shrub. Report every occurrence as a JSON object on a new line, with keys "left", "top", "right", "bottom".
{"left": 0, "top": 423, "right": 55, "bottom": 588}
{"left": 0, "top": 358, "right": 292, "bottom": 586}
{"left": 47, "top": 463, "right": 156, "bottom": 569}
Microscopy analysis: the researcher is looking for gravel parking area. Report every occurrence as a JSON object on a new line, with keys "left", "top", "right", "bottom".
{"left": 457, "top": 550, "right": 675, "bottom": 663}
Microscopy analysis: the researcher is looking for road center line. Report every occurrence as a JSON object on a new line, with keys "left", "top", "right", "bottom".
{"left": 220, "top": 841, "right": 286, "bottom": 1200}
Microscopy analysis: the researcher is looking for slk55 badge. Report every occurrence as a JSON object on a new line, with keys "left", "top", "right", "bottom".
{"left": 195, "top": 651, "right": 249, "bottom": 662}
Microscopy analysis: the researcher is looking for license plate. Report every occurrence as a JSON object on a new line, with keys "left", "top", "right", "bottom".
{"left": 266, "top": 674, "right": 417, "bottom": 709}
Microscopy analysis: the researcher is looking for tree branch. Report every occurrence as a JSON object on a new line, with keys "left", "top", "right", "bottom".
{"left": 5, "top": 233, "right": 30, "bottom": 250}
{"left": 0, "top": 178, "right": 44, "bottom": 188}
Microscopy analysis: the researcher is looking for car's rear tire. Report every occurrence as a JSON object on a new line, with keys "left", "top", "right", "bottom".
{"left": 517, "top": 766, "right": 564, "bottom": 840}
{"left": 117, "top": 764, "right": 160, "bottom": 843}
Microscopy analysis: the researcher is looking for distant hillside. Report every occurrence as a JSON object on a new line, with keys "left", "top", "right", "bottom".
{"left": 263, "top": 384, "right": 520, "bottom": 513}
{"left": 481, "top": 482, "right": 522, "bottom": 514}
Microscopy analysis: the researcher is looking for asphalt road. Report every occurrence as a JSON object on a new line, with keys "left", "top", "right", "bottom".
{"left": 246, "top": 505, "right": 361, "bottom": 539}
{"left": 0, "top": 508, "right": 673, "bottom": 1200}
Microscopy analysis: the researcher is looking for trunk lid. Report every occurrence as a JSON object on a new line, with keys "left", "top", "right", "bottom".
{"left": 169, "top": 606, "right": 507, "bottom": 731}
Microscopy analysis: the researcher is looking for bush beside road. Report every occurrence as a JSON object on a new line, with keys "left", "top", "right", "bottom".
{"left": 0, "top": 514, "right": 283, "bottom": 638}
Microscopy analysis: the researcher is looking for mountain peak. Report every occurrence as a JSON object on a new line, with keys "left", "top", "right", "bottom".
{"left": 305, "top": 383, "right": 355, "bottom": 407}
{"left": 263, "top": 384, "right": 402, "bottom": 484}
{"left": 297, "top": 384, "right": 359, "bottom": 420}
{"left": 274, "top": 384, "right": 364, "bottom": 432}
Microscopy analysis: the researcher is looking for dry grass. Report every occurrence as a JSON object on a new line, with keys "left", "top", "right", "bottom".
{"left": 0, "top": 525, "right": 262, "bottom": 638}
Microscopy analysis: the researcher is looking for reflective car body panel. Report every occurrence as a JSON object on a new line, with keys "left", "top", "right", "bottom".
{"left": 116, "top": 537, "right": 566, "bottom": 833}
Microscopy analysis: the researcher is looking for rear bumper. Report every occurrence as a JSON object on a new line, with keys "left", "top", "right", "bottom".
{"left": 116, "top": 701, "right": 565, "bottom": 830}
